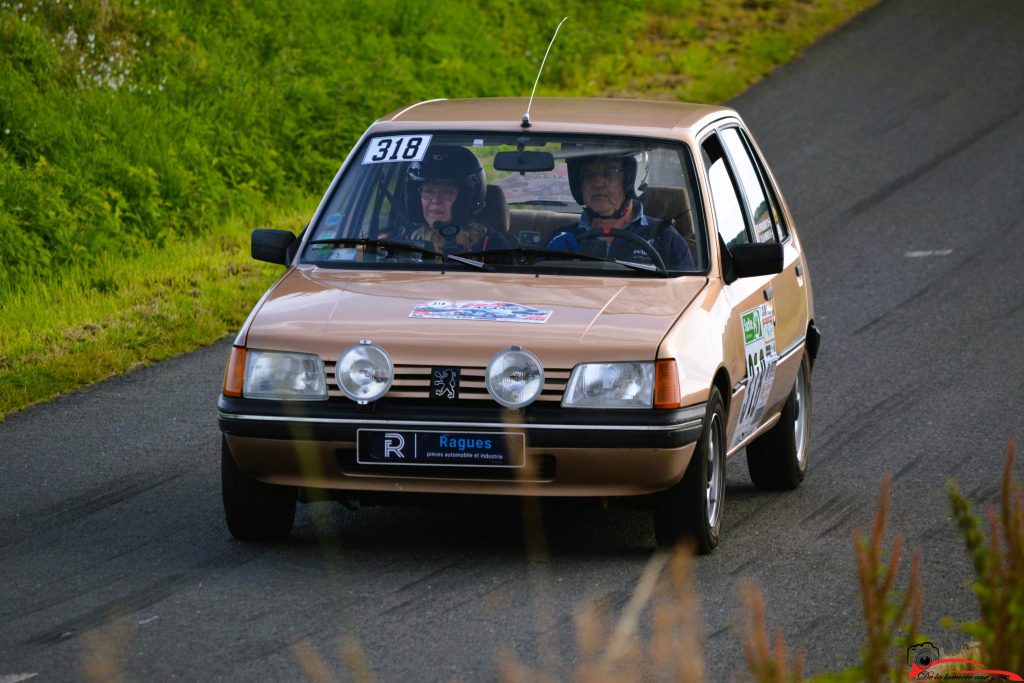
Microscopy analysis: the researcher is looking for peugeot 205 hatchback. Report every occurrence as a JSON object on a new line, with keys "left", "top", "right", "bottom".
{"left": 217, "top": 97, "right": 821, "bottom": 553}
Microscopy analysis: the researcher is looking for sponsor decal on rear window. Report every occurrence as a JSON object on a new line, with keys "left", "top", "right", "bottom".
{"left": 409, "top": 301, "right": 552, "bottom": 323}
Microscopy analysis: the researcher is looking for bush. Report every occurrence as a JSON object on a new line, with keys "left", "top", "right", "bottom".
{"left": 0, "top": 0, "right": 644, "bottom": 293}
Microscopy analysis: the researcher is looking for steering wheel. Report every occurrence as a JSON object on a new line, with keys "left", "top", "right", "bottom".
{"left": 433, "top": 222, "right": 462, "bottom": 253}
{"left": 577, "top": 228, "right": 668, "bottom": 273}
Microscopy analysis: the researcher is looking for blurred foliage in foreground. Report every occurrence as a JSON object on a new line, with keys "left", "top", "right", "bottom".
{"left": 283, "top": 445, "right": 1021, "bottom": 682}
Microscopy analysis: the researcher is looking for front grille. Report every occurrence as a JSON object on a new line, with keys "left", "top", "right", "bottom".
{"left": 325, "top": 362, "right": 570, "bottom": 403}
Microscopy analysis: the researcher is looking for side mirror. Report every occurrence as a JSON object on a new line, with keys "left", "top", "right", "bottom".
{"left": 251, "top": 229, "right": 297, "bottom": 265}
{"left": 730, "top": 242, "right": 783, "bottom": 279}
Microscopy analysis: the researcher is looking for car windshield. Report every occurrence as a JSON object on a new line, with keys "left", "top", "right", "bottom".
{"left": 303, "top": 132, "right": 707, "bottom": 276}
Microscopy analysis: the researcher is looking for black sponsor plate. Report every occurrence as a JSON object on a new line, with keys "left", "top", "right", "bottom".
{"left": 357, "top": 429, "right": 525, "bottom": 468}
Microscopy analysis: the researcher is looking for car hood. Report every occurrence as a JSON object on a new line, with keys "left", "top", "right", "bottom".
{"left": 244, "top": 267, "right": 707, "bottom": 366}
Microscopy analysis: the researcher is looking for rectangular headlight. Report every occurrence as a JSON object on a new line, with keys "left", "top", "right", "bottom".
{"left": 243, "top": 350, "right": 327, "bottom": 400}
{"left": 562, "top": 362, "right": 654, "bottom": 409}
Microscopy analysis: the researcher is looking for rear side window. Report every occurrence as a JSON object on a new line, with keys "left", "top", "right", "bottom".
{"left": 720, "top": 127, "right": 777, "bottom": 244}
{"left": 724, "top": 127, "right": 789, "bottom": 241}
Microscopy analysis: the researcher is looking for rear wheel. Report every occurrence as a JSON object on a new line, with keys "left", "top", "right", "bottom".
{"left": 654, "top": 386, "right": 726, "bottom": 553}
{"left": 221, "top": 436, "right": 297, "bottom": 541}
{"left": 746, "top": 354, "right": 811, "bottom": 490}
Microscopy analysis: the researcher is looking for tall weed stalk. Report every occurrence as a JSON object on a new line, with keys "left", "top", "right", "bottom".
{"left": 947, "top": 437, "right": 1024, "bottom": 674}
{"left": 499, "top": 547, "right": 705, "bottom": 682}
{"left": 853, "top": 473, "right": 922, "bottom": 683}
{"left": 741, "top": 583, "right": 804, "bottom": 683}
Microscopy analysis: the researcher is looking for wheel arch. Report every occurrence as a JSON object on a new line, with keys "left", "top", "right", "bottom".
{"left": 805, "top": 319, "right": 821, "bottom": 371}
{"left": 712, "top": 367, "right": 731, "bottom": 414}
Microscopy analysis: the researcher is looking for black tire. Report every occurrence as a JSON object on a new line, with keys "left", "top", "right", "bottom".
{"left": 654, "top": 386, "right": 726, "bottom": 553}
{"left": 746, "top": 354, "right": 812, "bottom": 490}
{"left": 221, "top": 436, "right": 297, "bottom": 541}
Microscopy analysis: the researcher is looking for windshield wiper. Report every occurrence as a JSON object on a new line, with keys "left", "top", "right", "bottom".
{"left": 611, "top": 259, "right": 664, "bottom": 273}
{"left": 459, "top": 247, "right": 667, "bottom": 275}
{"left": 443, "top": 252, "right": 491, "bottom": 270}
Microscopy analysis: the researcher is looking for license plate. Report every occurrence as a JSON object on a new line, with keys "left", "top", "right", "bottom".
{"left": 356, "top": 429, "right": 525, "bottom": 468}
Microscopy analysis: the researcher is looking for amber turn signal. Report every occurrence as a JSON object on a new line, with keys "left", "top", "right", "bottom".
{"left": 654, "top": 359, "right": 681, "bottom": 409}
{"left": 223, "top": 346, "right": 246, "bottom": 398}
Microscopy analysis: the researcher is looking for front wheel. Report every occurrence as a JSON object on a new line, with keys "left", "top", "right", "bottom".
{"left": 221, "top": 436, "right": 297, "bottom": 541}
{"left": 746, "top": 354, "right": 812, "bottom": 490}
{"left": 653, "top": 386, "right": 726, "bottom": 553}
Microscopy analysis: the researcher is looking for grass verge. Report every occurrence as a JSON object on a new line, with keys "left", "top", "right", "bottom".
{"left": 588, "top": 0, "right": 879, "bottom": 102}
{"left": 0, "top": 202, "right": 306, "bottom": 415}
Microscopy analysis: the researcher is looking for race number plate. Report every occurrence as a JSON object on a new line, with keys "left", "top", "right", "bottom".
{"left": 361, "top": 135, "right": 432, "bottom": 165}
{"left": 356, "top": 429, "right": 525, "bottom": 468}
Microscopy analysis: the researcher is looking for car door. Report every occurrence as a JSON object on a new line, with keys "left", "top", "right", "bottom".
{"left": 700, "top": 129, "right": 780, "bottom": 451}
{"left": 718, "top": 125, "right": 807, "bottom": 414}
{"left": 704, "top": 129, "right": 774, "bottom": 450}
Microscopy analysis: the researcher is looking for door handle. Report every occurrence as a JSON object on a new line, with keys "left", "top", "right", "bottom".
{"left": 795, "top": 264, "right": 803, "bottom": 277}
{"left": 763, "top": 287, "right": 773, "bottom": 301}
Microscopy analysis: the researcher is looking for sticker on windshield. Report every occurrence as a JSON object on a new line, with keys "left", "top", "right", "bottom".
{"left": 410, "top": 301, "right": 552, "bottom": 323}
{"left": 731, "top": 302, "right": 778, "bottom": 448}
{"left": 361, "top": 135, "right": 432, "bottom": 165}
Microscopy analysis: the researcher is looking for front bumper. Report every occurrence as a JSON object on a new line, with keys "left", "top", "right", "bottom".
{"left": 218, "top": 396, "right": 704, "bottom": 497}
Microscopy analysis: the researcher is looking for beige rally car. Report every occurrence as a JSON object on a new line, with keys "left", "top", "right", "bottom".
{"left": 218, "top": 97, "right": 820, "bottom": 553}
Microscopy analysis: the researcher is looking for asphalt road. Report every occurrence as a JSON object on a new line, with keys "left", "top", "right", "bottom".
{"left": 3, "top": 0, "right": 1023, "bottom": 680}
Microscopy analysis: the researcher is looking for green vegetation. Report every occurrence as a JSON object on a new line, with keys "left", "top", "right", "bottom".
{"left": 0, "top": 0, "right": 876, "bottom": 415}
{"left": 945, "top": 438, "right": 1024, "bottom": 675}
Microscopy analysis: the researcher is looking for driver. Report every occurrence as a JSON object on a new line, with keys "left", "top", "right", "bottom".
{"left": 547, "top": 153, "right": 695, "bottom": 270}
{"left": 403, "top": 146, "right": 511, "bottom": 253}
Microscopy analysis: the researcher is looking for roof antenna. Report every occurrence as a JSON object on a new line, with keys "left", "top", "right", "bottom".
{"left": 522, "top": 16, "right": 568, "bottom": 129}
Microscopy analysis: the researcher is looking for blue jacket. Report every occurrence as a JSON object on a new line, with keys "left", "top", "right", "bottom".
{"left": 547, "top": 201, "right": 696, "bottom": 271}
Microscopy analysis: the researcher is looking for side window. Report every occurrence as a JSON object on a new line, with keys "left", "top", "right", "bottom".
{"left": 744, "top": 129, "right": 789, "bottom": 240}
{"left": 313, "top": 162, "right": 396, "bottom": 241}
{"left": 701, "top": 133, "right": 749, "bottom": 249}
{"left": 720, "top": 127, "right": 776, "bottom": 244}
{"left": 359, "top": 163, "right": 402, "bottom": 238}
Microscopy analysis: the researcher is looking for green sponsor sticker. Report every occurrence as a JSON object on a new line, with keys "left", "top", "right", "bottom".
{"left": 742, "top": 309, "right": 762, "bottom": 344}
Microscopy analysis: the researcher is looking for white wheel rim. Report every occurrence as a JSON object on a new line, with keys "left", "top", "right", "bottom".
{"left": 706, "top": 412, "right": 724, "bottom": 526}
{"left": 793, "top": 364, "right": 809, "bottom": 469}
